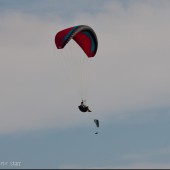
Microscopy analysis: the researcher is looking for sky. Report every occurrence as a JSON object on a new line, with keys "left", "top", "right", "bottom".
{"left": 0, "top": 0, "right": 170, "bottom": 168}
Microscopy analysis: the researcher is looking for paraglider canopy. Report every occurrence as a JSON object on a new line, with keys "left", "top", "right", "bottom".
{"left": 94, "top": 119, "right": 99, "bottom": 128}
{"left": 94, "top": 119, "right": 99, "bottom": 134}
{"left": 55, "top": 25, "right": 98, "bottom": 57}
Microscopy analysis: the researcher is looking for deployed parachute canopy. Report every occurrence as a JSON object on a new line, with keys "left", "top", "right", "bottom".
{"left": 55, "top": 25, "right": 98, "bottom": 57}
{"left": 94, "top": 119, "right": 99, "bottom": 128}
{"left": 94, "top": 119, "right": 99, "bottom": 134}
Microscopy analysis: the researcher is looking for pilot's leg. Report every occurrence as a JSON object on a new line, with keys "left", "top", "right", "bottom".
{"left": 87, "top": 107, "right": 92, "bottom": 112}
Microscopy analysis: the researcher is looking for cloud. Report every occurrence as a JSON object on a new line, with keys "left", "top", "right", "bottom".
{"left": 58, "top": 146, "right": 170, "bottom": 169}
{"left": 0, "top": 13, "right": 84, "bottom": 134}
{"left": 0, "top": 1, "right": 170, "bottom": 134}
{"left": 123, "top": 146, "right": 170, "bottom": 161}
{"left": 59, "top": 162, "right": 170, "bottom": 169}
{"left": 114, "top": 162, "right": 170, "bottom": 169}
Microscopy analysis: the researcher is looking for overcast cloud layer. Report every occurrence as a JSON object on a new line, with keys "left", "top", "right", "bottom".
{"left": 0, "top": 0, "right": 170, "bottom": 134}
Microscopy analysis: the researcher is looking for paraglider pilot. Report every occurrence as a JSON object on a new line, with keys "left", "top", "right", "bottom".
{"left": 78, "top": 100, "right": 92, "bottom": 112}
